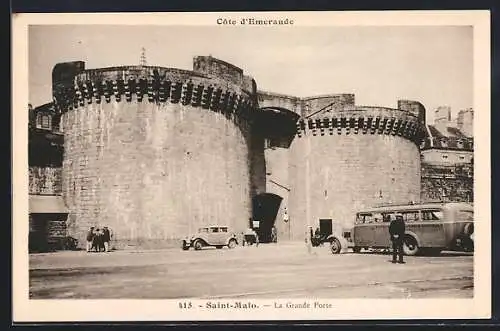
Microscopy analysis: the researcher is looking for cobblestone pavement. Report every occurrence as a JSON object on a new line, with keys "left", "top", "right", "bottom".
{"left": 29, "top": 242, "right": 473, "bottom": 299}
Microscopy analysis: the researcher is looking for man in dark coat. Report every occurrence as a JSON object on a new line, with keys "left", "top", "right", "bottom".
{"left": 92, "top": 228, "right": 103, "bottom": 252}
{"left": 389, "top": 213, "right": 406, "bottom": 264}
{"left": 102, "top": 227, "right": 111, "bottom": 252}
{"left": 86, "top": 227, "right": 95, "bottom": 253}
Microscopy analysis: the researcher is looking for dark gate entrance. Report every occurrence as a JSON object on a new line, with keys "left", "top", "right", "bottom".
{"left": 252, "top": 193, "right": 283, "bottom": 243}
{"left": 29, "top": 195, "right": 69, "bottom": 252}
{"left": 29, "top": 215, "right": 50, "bottom": 253}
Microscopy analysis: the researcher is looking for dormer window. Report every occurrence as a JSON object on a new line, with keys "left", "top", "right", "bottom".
{"left": 440, "top": 138, "right": 448, "bottom": 148}
{"left": 36, "top": 113, "right": 52, "bottom": 130}
{"left": 42, "top": 115, "right": 50, "bottom": 128}
{"left": 457, "top": 140, "right": 464, "bottom": 148}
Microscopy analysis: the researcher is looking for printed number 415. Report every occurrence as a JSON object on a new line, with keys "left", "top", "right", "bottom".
{"left": 179, "top": 302, "right": 193, "bottom": 309}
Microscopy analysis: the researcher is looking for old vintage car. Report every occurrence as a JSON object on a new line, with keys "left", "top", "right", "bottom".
{"left": 181, "top": 225, "right": 239, "bottom": 251}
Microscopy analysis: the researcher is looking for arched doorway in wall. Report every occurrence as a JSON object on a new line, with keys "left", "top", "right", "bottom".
{"left": 252, "top": 193, "right": 283, "bottom": 243}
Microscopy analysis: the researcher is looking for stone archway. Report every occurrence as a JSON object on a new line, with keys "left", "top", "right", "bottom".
{"left": 252, "top": 193, "right": 283, "bottom": 243}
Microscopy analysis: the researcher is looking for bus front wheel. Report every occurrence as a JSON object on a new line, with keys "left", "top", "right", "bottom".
{"left": 403, "top": 235, "right": 419, "bottom": 256}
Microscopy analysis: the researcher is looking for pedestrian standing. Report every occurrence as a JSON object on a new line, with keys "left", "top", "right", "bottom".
{"left": 98, "top": 229, "right": 105, "bottom": 252}
{"left": 92, "top": 228, "right": 102, "bottom": 252}
{"left": 254, "top": 228, "right": 260, "bottom": 247}
{"left": 86, "top": 227, "right": 95, "bottom": 253}
{"left": 240, "top": 231, "right": 246, "bottom": 246}
{"left": 283, "top": 208, "right": 290, "bottom": 240}
{"left": 389, "top": 213, "right": 406, "bottom": 264}
{"left": 103, "top": 226, "right": 111, "bottom": 252}
{"left": 271, "top": 226, "right": 277, "bottom": 243}
{"left": 305, "top": 226, "right": 313, "bottom": 254}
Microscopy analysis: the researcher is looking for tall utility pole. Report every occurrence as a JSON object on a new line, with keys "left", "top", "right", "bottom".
{"left": 305, "top": 131, "right": 311, "bottom": 235}
{"left": 140, "top": 47, "right": 147, "bottom": 67}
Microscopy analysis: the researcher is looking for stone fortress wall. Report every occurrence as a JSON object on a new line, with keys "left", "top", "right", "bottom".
{"left": 29, "top": 55, "right": 473, "bottom": 248}
{"left": 53, "top": 57, "right": 264, "bottom": 248}
{"left": 263, "top": 93, "right": 425, "bottom": 238}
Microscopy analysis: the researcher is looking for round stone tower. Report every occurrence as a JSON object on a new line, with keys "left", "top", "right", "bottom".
{"left": 288, "top": 94, "right": 425, "bottom": 238}
{"left": 52, "top": 57, "right": 263, "bottom": 248}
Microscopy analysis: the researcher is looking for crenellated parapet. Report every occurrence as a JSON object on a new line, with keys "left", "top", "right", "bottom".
{"left": 71, "top": 77, "right": 255, "bottom": 119}
{"left": 295, "top": 108, "right": 426, "bottom": 145}
{"left": 52, "top": 62, "right": 259, "bottom": 123}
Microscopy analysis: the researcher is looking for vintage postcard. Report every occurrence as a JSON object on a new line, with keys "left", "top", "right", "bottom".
{"left": 12, "top": 11, "right": 491, "bottom": 322}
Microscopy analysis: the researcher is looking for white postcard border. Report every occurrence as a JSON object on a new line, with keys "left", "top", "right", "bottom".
{"left": 12, "top": 10, "right": 491, "bottom": 322}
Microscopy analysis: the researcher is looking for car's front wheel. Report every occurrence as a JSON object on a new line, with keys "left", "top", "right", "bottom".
{"left": 228, "top": 239, "right": 237, "bottom": 249}
{"left": 330, "top": 238, "right": 342, "bottom": 254}
{"left": 193, "top": 239, "right": 204, "bottom": 251}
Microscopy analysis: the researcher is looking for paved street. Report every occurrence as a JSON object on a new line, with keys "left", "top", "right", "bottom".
{"left": 29, "top": 243, "right": 473, "bottom": 299}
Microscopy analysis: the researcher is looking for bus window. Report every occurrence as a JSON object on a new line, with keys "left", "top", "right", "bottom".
{"left": 371, "top": 213, "right": 383, "bottom": 223}
{"left": 403, "top": 211, "right": 420, "bottom": 222}
{"left": 422, "top": 210, "right": 443, "bottom": 221}
{"left": 457, "top": 210, "right": 473, "bottom": 222}
{"left": 382, "top": 213, "right": 392, "bottom": 223}
{"left": 356, "top": 214, "right": 372, "bottom": 224}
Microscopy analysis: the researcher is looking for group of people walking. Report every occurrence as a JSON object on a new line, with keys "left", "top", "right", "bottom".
{"left": 86, "top": 226, "right": 112, "bottom": 253}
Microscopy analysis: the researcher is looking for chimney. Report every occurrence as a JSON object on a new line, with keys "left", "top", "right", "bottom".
{"left": 433, "top": 106, "right": 452, "bottom": 132}
{"left": 457, "top": 108, "right": 474, "bottom": 137}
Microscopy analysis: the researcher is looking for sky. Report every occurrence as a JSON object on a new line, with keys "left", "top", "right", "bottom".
{"left": 29, "top": 25, "right": 473, "bottom": 122}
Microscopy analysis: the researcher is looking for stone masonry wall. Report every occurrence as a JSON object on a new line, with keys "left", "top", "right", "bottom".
{"left": 421, "top": 177, "right": 473, "bottom": 202}
{"left": 264, "top": 147, "right": 291, "bottom": 240}
{"left": 289, "top": 134, "right": 421, "bottom": 236}
{"left": 258, "top": 91, "right": 301, "bottom": 114}
{"left": 302, "top": 94, "right": 355, "bottom": 117}
{"left": 288, "top": 107, "right": 423, "bottom": 238}
{"left": 29, "top": 167, "right": 62, "bottom": 195}
{"left": 421, "top": 163, "right": 473, "bottom": 202}
{"left": 62, "top": 97, "right": 253, "bottom": 248}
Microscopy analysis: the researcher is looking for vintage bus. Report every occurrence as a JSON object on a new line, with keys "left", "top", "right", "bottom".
{"left": 329, "top": 202, "right": 474, "bottom": 256}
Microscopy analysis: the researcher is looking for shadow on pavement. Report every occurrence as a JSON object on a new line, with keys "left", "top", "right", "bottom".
{"left": 349, "top": 250, "right": 473, "bottom": 258}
